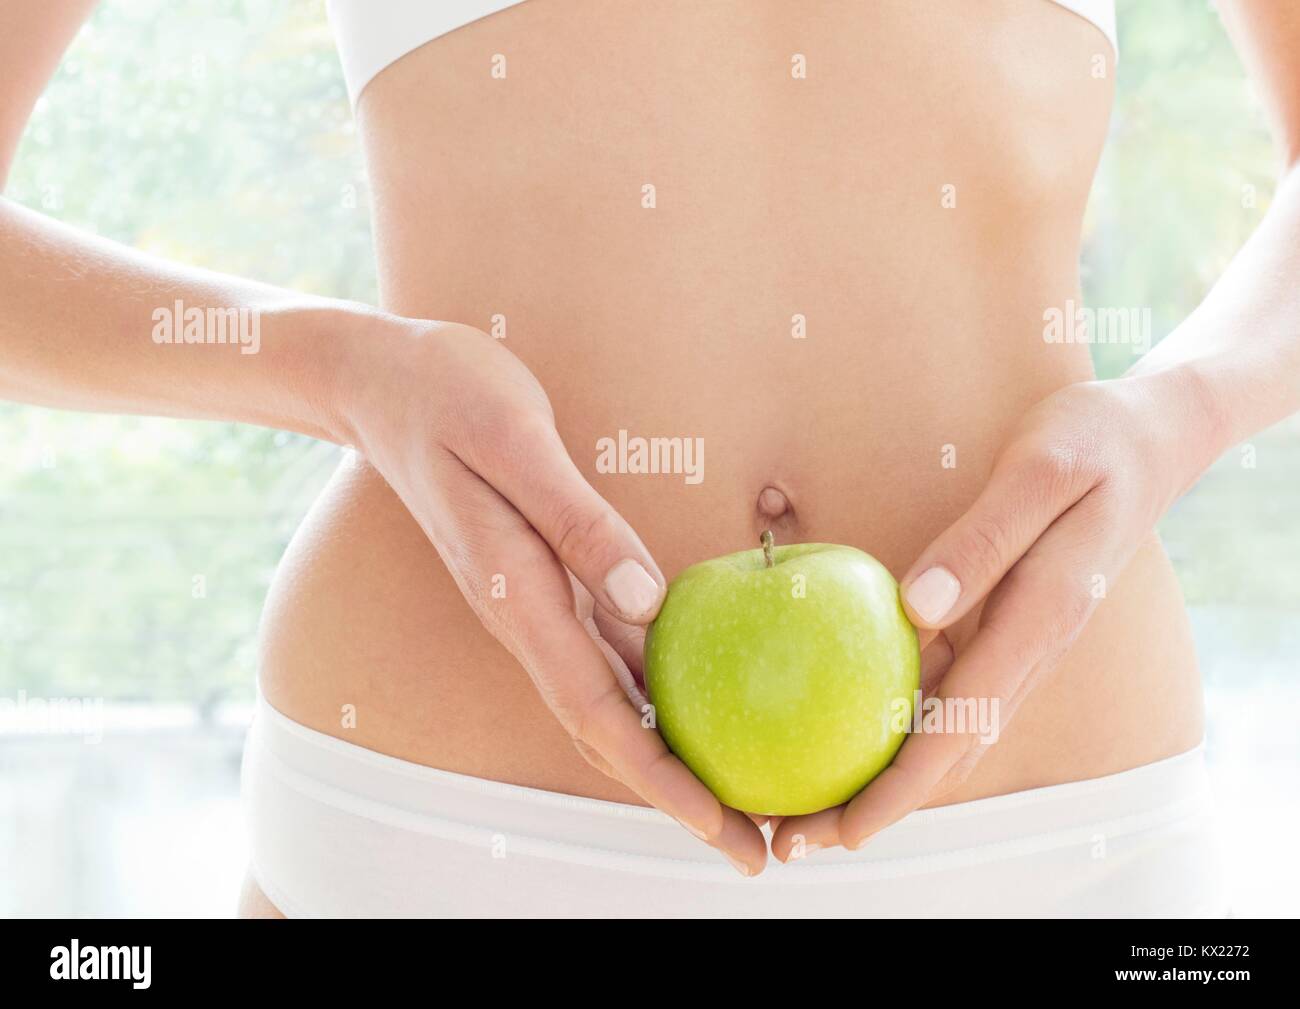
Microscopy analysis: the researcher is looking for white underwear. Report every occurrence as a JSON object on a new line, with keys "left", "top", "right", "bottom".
{"left": 241, "top": 694, "right": 1228, "bottom": 918}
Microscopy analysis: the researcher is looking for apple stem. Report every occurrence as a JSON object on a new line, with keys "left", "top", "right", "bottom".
{"left": 761, "top": 529, "right": 775, "bottom": 568}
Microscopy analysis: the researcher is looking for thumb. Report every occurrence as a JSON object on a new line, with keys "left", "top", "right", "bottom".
{"left": 900, "top": 452, "right": 1096, "bottom": 629}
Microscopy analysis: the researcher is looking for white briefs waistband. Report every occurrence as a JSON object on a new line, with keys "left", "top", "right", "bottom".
{"left": 242, "top": 693, "right": 1227, "bottom": 917}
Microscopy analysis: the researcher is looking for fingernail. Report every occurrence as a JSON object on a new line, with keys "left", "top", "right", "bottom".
{"left": 604, "top": 558, "right": 661, "bottom": 619}
{"left": 846, "top": 834, "right": 873, "bottom": 852}
{"left": 724, "top": 853, "right": 752, "bottom": 877}
{"left": 677, "top": 818, "right": 709, "bottom": 842}
{"left": 905, "top": 566, "right": 961, "bottom": 624}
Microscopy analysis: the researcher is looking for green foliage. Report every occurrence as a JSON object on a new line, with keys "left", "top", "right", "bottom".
{"left": 0, "top": 407, "right": 339, "bottom": 701}
{"left": 1084, "top": 2, "right": 1300, "bottom": 641}
{"left": 6, "top": 0, "right": 375, "bottom": 299}
{"left": 1084, "top": 0, "right": 1275, "bottom": 380}
{"left": 2, "top": 0, "right": 355, "bottom": 702}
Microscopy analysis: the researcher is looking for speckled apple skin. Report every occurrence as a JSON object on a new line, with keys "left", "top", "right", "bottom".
{"left": 644, "top": 543, "right": 920, "bottom": 816}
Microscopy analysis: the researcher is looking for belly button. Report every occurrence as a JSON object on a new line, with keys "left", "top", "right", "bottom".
{"left": 756, "top": 485, "right": 795, "bottom": 530}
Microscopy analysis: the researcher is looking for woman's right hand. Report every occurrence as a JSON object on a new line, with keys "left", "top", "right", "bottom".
{"left": 339, "top": 315, "right": 768, "bottom": 875}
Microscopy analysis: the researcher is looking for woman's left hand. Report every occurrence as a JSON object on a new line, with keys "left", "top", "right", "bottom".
{"left": 771, "top": 369, "right": 1222, "bottom": 860}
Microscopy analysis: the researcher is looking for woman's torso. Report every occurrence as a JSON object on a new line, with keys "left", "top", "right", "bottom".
{"left": 258, "top": 0, "right": 1203, "bottom": 810}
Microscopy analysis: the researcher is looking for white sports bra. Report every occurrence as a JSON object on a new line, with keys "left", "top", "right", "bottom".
{"left": 328, "top": 0, "right": 1118, "bottom": 109}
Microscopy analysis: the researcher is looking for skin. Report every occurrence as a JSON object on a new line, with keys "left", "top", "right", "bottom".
{"left": 1, "top": 2, "right": 1297, "bottom": 914}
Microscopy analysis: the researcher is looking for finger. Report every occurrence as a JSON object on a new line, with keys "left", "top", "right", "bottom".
{"left": 526, "top": 570, "right": 770, "bottom": 872}
{"left": 585, "top": 611, "right": 648, "bottom": 710}
{"left": 920, "top": 630, "right": 955, "bottom": 697}
{"left": 572, "top": 575, "right": 646, "bottom": 703}
{"left": 463, "top": 417, "right": 667, "bottom": 624}
{"left": 713, "top": 808, "right": 772, "bottom": 876}
{"left": 572, "top": 738, "right": 618, "bottom": 779}
{"left": 772, "top": 808, "right": 843, "bottom": 862}
{"left": 838, "top": 493, "right": 1114, "bottom": 849}
{"left": 428, "top": 458, "right": 766, "bottom": 874}
{"left": 899, "top": 447, "right": 1100, "bottom": 629}
{"left": 558, "top": 623, "right": 765, "bottom": 873}
{"left": 593, "top": 603, "right": 647, "bottom": 686}
{"left": 568, "top": 570, "right": 596, "bottom": 622}
{"left": 577, "top": 586, "right": 764, "bottom": 879}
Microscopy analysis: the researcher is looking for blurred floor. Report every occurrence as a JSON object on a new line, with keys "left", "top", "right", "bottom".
{"left": 0, "top": 706, "right": 249, "bottom": 918}
{"left": 1205, "top": 684, "right": 1300, "bottom": 919}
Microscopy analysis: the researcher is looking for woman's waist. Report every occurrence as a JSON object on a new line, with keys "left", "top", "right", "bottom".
{"left": 257, "top": 434, "right": 1204, "bottom": 808}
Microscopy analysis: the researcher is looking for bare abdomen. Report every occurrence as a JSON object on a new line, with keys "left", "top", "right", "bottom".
{"left": 257, "top": 0, "right": 1203, "bottom": 806}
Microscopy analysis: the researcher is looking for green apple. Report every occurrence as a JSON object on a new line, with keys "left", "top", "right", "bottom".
{"left": 644, "top": 532, "right": 919, "bottom": 816}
